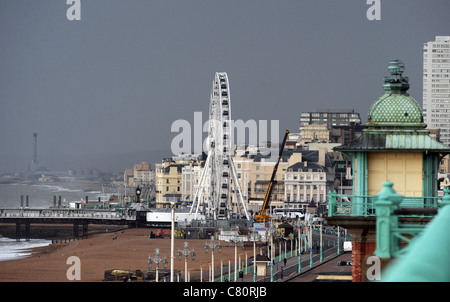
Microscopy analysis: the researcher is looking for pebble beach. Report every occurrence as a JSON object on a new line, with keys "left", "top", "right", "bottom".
{"left": 0, "top": 227, "right": 256, "bottom": 282}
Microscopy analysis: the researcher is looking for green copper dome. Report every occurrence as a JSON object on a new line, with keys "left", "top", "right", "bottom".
{"left": 367, "top": 60, "right": 425, "bottom": 127}
{"left": 368, "top": 94, "right": 423, "bottom": 123}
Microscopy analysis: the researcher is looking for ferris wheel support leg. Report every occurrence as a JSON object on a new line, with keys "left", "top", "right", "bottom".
{"left": 229, "top": 156, "right": 250, "bottom": 220}
{"left": 191, "top": 149, "right": 213, "bottom": 218}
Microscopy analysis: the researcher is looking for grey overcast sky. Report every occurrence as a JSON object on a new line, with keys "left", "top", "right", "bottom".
{"left": 1, "top": 0, "right": 449, "bottom": 172}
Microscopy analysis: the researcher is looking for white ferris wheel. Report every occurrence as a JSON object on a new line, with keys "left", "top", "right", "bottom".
{"left": 190, "top": 72, "right": 249, "bottom": 220}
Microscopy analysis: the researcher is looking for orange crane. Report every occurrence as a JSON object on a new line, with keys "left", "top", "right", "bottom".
{"left": 254, "top": 130, "right": 290, "bottom": 222}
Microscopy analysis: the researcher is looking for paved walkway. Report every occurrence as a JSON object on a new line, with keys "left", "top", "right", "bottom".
{"left": 285, "top": 252, "right": 352, "bottom": 282}
{"left": 237, "top": 243, "right": 350, "bottom": 282}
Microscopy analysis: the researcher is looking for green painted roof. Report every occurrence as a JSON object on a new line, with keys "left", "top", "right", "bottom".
{"left": 368, "top": 93, "right": 423, "bottom": 124}
{"left": 385, "top": 133, "right": 447, "bottom": 150}
{"left": 335, "top": 131, "right": 450, "bottom": 152}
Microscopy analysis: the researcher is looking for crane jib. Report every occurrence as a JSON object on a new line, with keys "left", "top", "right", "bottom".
{"left": 256, "top": 130, "right": 290, "bottom": 221}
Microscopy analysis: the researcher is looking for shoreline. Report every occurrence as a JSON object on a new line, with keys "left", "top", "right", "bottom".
{"left": 0, "top": 227, "right": 257, "bottom": 282}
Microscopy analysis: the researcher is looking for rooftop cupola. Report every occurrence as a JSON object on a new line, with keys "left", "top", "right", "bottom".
{"left": 367, "top": 60, "right": 425, "bottom": 128}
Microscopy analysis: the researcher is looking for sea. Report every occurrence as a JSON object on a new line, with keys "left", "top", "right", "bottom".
{"left": 0, "top": 179, "right": 115, "bottom": 262}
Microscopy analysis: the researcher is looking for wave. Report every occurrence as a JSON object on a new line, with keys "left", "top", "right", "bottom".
{"left": 31, "top": 184, "right": 82, "bottom": 193}
{"left": 0, "top": 237, "right": 52, "bottom": 262}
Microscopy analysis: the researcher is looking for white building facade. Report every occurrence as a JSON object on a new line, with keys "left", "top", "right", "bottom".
{"left": 423, "top": 36, "right": 450, "bottom": 146}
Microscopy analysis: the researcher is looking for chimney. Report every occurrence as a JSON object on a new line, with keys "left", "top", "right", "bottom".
{"left": 318, "top": 148, "right": 326, "bottom": 167}
{"left": 349, "top": 122, "right": 355, "bottom": 142}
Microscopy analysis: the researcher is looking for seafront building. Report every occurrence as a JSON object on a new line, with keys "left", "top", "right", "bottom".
{"left": 283, "top": 151, "right": 335, "bottom": 213}
{"left": 127, "top": 141, "right": 347, "bottom": 218}
{"left": 233, "top": 146, "right": 335, "bottom": 217}
{"left": 155, "top": 154, "right": 204, "bottom": 208}
{"left": 123, "top": 162, "right": 154, "bottom": 187}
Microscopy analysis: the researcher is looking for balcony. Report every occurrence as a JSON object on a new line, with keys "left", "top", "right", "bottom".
{"left": 327, "top": 189, "right": 442, "bottom": 217}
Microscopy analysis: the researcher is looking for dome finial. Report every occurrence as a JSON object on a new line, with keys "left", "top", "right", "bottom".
{"left": 388, "top": 59, "right": 405, "bottom": 77}
{"left": 383, "top": 59, "right": 409, "bottom": 94}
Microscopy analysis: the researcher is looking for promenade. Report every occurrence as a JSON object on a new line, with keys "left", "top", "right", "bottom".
{"left": 237, "top": 244, "right": 350, "bottom": 283}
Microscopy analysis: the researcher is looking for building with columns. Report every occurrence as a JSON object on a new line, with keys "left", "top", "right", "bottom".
{"left": 233, "top": 146, "right": 334, "bottom": 216}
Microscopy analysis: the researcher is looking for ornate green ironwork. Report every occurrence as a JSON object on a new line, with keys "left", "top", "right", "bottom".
{"left": 381, "top": 186, "right": 450, "bottom": 281}
{"left": 327, "top": 189, "right": 440, "bottom": 218}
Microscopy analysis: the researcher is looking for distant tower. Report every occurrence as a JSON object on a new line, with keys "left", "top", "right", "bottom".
{"left": 423, "top": 36, "right": 450, "bottom": 146}
{"left": 32, "top": 132, "right": 38, "bottom": 170}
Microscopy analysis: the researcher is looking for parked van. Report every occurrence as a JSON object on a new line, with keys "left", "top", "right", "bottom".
{"left": 343, "top": 241, "right": 352, "bottom": 252}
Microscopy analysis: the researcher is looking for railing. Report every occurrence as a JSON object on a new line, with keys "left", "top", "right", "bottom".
{"left": 327, "top": 190, "right": 442, "bottom": 217}
{"left": 378, "top": 185, "right": 450, "bottom": 281}
{"left": 0, "top": 208, "right": 136, "bottom": 220}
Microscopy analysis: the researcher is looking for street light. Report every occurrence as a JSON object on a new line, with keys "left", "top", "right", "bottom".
{"left": 205, "top": 235, "right": 221, "bottom": 282}
{"left": 248, "top": 229, "right": 261, "bottom": 282}
{"left": 229, "top": 235, "right": 243, "bottom": 282}
{"left": 297, "top": 225, "right": 302, "bottom": 273}
{"left": 320, "top": 223, "right": 323, "bottom": 263}
{"left": 178, "top": 241, "right": 196, "bottom": 282}
{"left": 307, "top": 223, "right": 313, "bottom": 268}
{"left": 337, "top": 226, "right": 340, "bottom": 255}
{"left": 268, "top": 220, "right": 277, "bottom": 262}
{"left": 148, "top": 248, "right": 167, "bottom": 282}
{"left": 170, "top": 200, "right": 176, "bottom": 282}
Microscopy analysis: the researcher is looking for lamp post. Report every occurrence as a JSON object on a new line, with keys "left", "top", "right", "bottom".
{"left": 200, "top": 265, "right": 204, "bottom": 282}
{"left": 245, "top": 252, "right": 248, "bottom": 275}
{"left": 320, "top": 223, "right": 323, "bottom": 263}
{"left": 337, "top": 226, "right": 340, "bottom": 255}
{"left": 290, "top": 238, "right": 293, "bottom": 258}
{"left": 209, "top": 263, "right": 212, "bottom": 282}
{"left": 268, "top": 220, "right": 277, "bottom": 263}
{"left": 284, "top": 240, "right": 287, "bottom": 261}
{"left": 279, "top": 240, "right": 282, "bottom": 263}
{"left": 248, "top": 229, "right": 261, "bottom": 282}
{"left": 297, "top": 225, "right": 302, "bottom": 273}
{"left": 148, "top": 248, "right": 167, "bottom": 282}
{"left": 205, "top": 235, "right": 221, "bottom": 282}
{"left": 229, "top": 235, "right": 243, "bottom": 282}
{"left": 309, "top": 223, "right": 313, "bottom": 268}
{"left": 170, "top": 200, "right": 175, "bottom": 282}
{"left": 220, "top": 259, "right": 224, "bottom": 282}
{"left": 178, "top": 241, "right": 196, "bottom": 282}
{"left": 270, "top": 262, "right": 274, "bottom": 282}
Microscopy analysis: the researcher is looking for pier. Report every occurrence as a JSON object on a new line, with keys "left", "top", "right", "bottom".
{"left": 0, "top": 208, "right": 138, "bottom": 240}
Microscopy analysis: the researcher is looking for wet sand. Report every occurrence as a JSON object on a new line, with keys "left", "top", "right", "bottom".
{"left": 0, "top": 228, "right": 256, "bottom": 282}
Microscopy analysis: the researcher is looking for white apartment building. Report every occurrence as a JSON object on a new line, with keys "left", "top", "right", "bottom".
{"left": 423, "top": 36, "right": 450, "bottom": 146}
